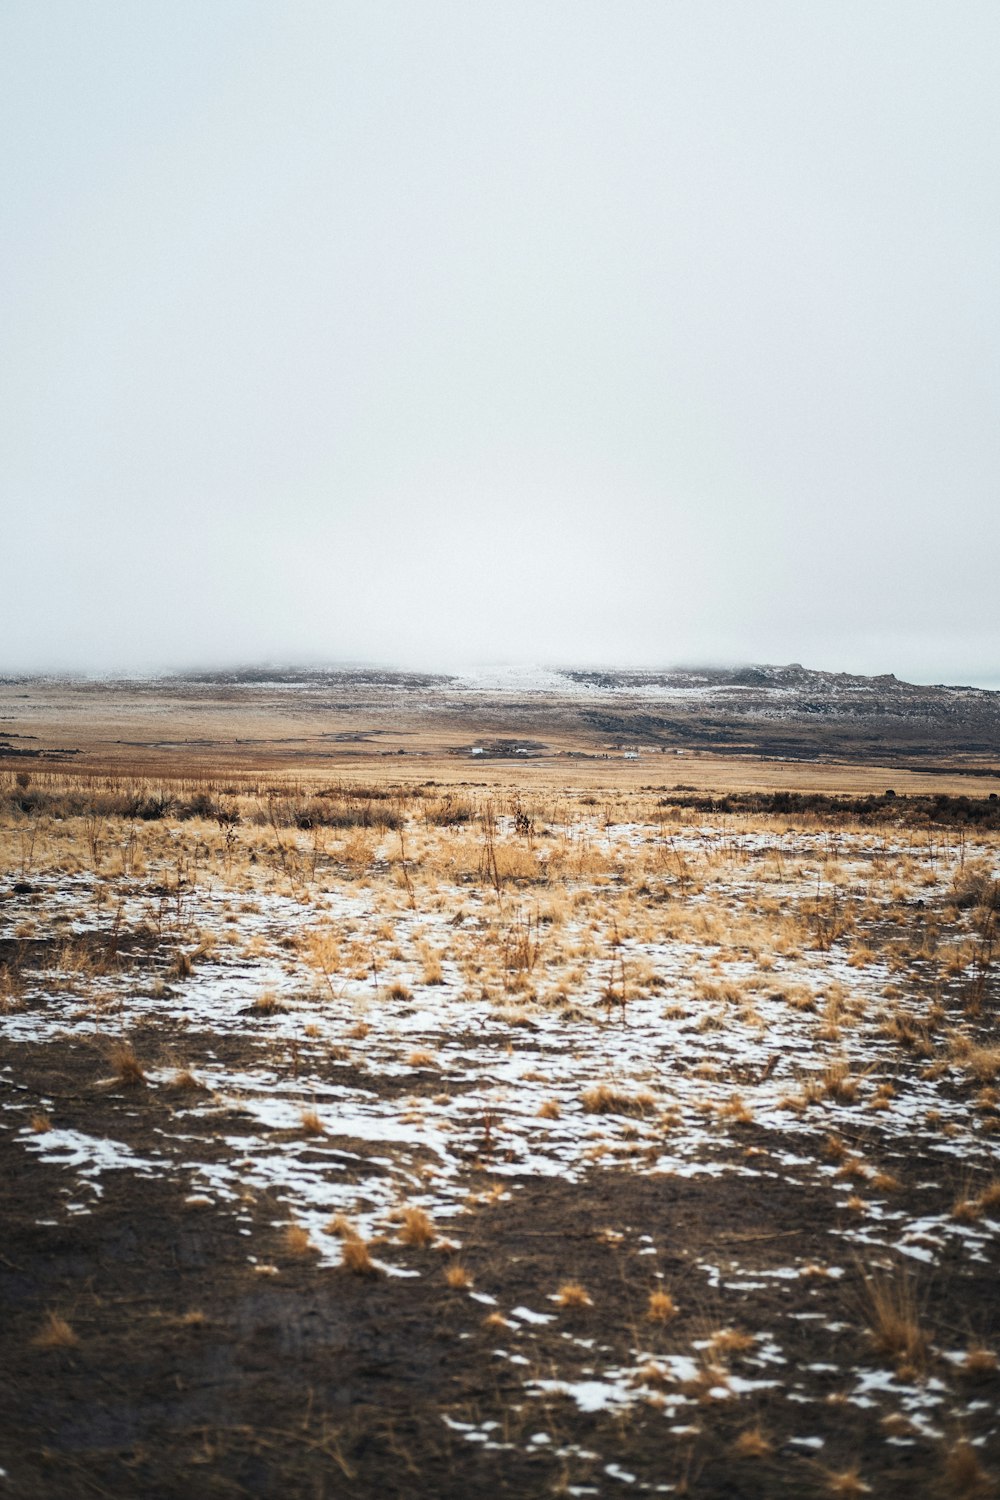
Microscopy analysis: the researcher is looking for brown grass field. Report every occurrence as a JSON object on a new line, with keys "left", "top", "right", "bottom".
{"left": 1, "top": 678, "right": 999, "bottom": 1497}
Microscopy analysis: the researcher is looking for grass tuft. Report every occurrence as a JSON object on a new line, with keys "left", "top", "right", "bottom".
{"left": 32, "top": 1312, "right": 78, "bottom": 1349}
{"left": 862, "top": 1267, "right": 926, "bottom": 1372}
{"left": 109, "top": 1041, "right": 145, "bottom": 1087}
{"left": 943, "top": 1441, "right": 994, "bottom": 1497}
{"left": 823, "top": 1469, "right": 871, "bottom": 1497}
{"left": 342, "top": 1237, "right": 378, "bottom": 1275}
{"left": 555, "top": 1282, "right": 592, "bottom": 1308}
{"left": 962, "top": 1346, "right": 999, "bottom": 1379}
{"left": 733, "top": 1426, "right": 772, "bottom": 1459}
{"left": 647, "top": 1289, "right": 678, "bottom": 1323}
{"left": 399, "top": 1207, "right": 436, "bottom": 1247}
{"left": 283, "top": 1223, "right": 316, "bottom": 1257}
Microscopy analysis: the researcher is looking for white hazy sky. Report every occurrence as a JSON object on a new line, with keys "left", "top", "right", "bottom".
{"left": 2, "top": 2, "right": 999, "bottom": 683}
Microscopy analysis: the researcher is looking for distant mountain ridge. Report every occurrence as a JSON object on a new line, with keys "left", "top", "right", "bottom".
{"left": 557, "top": 663, "right": 993, "bottom": 696}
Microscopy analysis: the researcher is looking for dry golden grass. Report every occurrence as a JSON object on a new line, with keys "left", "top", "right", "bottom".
{"left": 28, "top": 1111, "right": 52, "bottom": 1133}
{"left": 822, "top": 1061, "right": 860, "bottom": 1103}
{"left": 421, "top": 950, "right": 445, "bottom": 985}
{"left": 32, "top": 1312, "right": 78, "bottom": 1349}
{"left": 719, "top": 1091, "right": 753, "bottom": 1124}
{"left": 942, "top": 1442, "right": 994, "bottom": 1497}
{"left": 108, "top": 1040, "right": 145, "bottom": 1087}
{"left": 341, "top": 1238, "right": 378, "bottom": 1275}
{"left": 251, "top": 990, "right": 282, "bottom": 1015}
{"left": 537, "top": 1098, "right": 561, "bottom": 1119}
{"left": 444, "top": 1263, "right": 472, "bottom": 1289}
{"left": 951, "top": 1040, "right": 1000, "bottom": 1083}
{"left": 324, "top": 1213, "right": 360, "bottom": 1240}
{"left": 709, "top": 1327, "right": 754, "bottom": 1355}
{"left": 555, "top": 1282, "right": 592, "bottom": 1308}
{"left": 862, "top": 1268, "right": 926, "bottom": 1372}
{"left": 962, "top": 1346, "right": 999, "bottom": 1379}
{"left": 581, "top": 1084, "right": 653, "bottom": 1116}
{"left": 282, "top": 1223, "right": 316, "bottom": 1257}
{"left": 732, "top": 1427, "right": 772, "bottom": 1459}
{"left": 399, "top": 1207, "right": 436, "bottom": 1247}
{"left": 299, "top": 1108, "right": 325, "bottom": 1135}
{"left": 823, "top": 1469, "right": 871, "bottom": 1497}
{"left": 979, "top": 1179, "right": 1000, "bottom": 1210}
{"left": 647, "top": 1289, "right": 678, "bottom": 1323}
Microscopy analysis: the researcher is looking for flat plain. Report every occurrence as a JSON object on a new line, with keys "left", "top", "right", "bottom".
{"left": 2, "top": 670, "right": 999, "bottom": 1498}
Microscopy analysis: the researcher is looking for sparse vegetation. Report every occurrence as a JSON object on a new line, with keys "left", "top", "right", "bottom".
{"left": 2, "top": 734, "right": 999, "bottom": 1497}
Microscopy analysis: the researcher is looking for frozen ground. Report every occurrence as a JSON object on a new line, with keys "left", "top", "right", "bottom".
{"left": 1, "top": 802, "right": 999, "bottom": 1497}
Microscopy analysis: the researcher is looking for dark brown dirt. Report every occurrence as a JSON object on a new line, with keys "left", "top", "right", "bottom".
{"left": 3, "top": 1028, "right": 999, "bottom": 1500}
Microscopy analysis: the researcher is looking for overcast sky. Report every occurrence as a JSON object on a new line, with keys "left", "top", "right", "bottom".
{"left": 2, "top": 2, "right": 999, "bottom": 684}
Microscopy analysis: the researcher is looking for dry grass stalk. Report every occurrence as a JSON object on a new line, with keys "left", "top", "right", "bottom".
{"left": 863, "top": 1268, "right": 926, "bottom": 1372}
